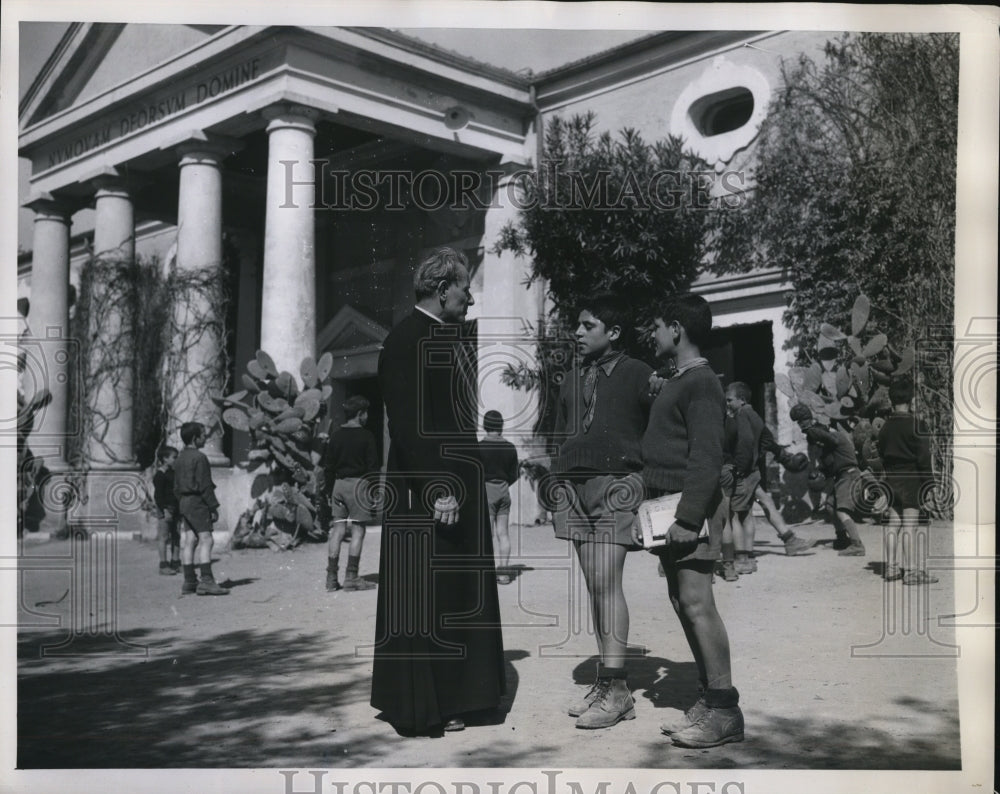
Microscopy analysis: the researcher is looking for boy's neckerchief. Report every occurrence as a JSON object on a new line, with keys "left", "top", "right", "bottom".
{"left": 581, "top": 350, "right": 625, "bottom": 432}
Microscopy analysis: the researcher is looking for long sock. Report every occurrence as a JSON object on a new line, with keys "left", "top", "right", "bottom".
{"left": 182, "top": 564, "right": 197, "bottom": 583}
{"left": 778, "top": 530, "right": 795, "bottom": 542}
{"left": 346, "top": 554, "right": 361, "bottom": 579}
{"left": 705, "top": 687, "right": 740, "bottom": 708}
{"left": 327, "top": 556, "right": 339, "bottom": 573}
{"left": 721, "top": 542, "right": 736, "bottom": 562}
{"left": 198, "top": 562, "right": 214, "bottom": 582}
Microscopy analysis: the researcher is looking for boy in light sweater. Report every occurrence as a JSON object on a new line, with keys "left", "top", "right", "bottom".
{"left": 636, "top": 293, "right": 744, "bottom": 749}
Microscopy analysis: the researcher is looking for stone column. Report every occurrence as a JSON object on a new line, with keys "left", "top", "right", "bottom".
{"left": 170, "top": 141, "right": 232, "bottom": 464}
{"left": 477, "top": 162, "right": 545, "bottom": 527}
{"left": 260, "top": 104, "right": 319, "bottom": 374}
{"left": 23, "top": 196, "right": 74, "bottom": 470}
{"left": 88, "top": 176, "right": 136, "bottom": 469}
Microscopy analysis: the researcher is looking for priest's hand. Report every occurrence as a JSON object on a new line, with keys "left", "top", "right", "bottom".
{"left": 433, "top": 494, "right": 460, "bottom": 525}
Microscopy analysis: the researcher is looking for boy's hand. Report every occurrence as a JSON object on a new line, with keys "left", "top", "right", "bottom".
{"left": 631, "top": 519, "right": 645, "bottom": 547}
{"left": 433, "top": 494, "right": 460, "bottom": 525}
{"left": 667, "top": 521, "right": 701, "bottom": 546}
{"left": 210, "top": 510, "right": 219, "bottom": 524}
{"left": 647, "top": 372, "right": 668, "bottom": 397}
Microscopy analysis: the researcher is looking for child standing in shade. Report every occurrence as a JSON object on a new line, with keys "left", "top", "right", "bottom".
{"left": 479, "top": 410, "right": 519, "bottom": 585}
{"left": 724, "top": 381, "right": 764, "bottom": 575}
{"left": 174, "top": 422, "right": 228, "bottom": 596}
{"left": 637, "top": 293, "right": 744, "bottom": 749}
{"left": 549, "top": 291, "right": 652, "bottom": 730}
{"left": 323, "top": 395, "right": 380, "bottom": 592}
{"left": 877, "top": 380, "right": 938, "bottom": 585}
{"left": 153, "top": 445, "right": 181, "bottom": 575}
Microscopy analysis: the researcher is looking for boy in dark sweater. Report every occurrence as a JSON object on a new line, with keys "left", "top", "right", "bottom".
{"left": 323, "top": 395, "right": 379, "bottom": 592}
{"left": 877, "top": 380, "right": 938, "bottom": 585}
{"left": 636, "top": 293, "right": 744, "bottom": 749}
{"left": 550, "top": 292, "right": 652, "bottom": 730}
{"left": 174, "top": 422, "right": 228, "bottom": 595}
{"left": 479, "top": 410, "right": 519, "bottom": 585}
{"left": 152, "top": 445, "right": 180, "bottom": 575}
{"left": 790, "top": 403, "right": 866, "bottom": 556}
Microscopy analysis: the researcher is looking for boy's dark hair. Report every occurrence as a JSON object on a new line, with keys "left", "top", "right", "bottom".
{"left": 578, "top": 291, "right": 630, "bottom": 344}
{"left": 483, "top": 410, "right": 504, "bottom": 434}
{"left": 789, "top": 403, "right": 813, "bottom": 423}
{"left": 727, "top": 381, "right": 752, "bottom": 403}
{"left": 343, "top": 395, "right": 370, "bottom": 420}
{"left": 653, "top": 293, "right": 713, "bottom": 348}
{"left": 157, "top": 445, "right": 178, "bottom": 462}
{"left": 180, "top": 422, "right": 204, "bottom": 446}
{"left": 888, "top": 379, "right": 914, "bottom": 406}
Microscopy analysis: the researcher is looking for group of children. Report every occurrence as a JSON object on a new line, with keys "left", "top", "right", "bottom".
{"left": 150, "top": 422, "right": 228, "bottom": 596}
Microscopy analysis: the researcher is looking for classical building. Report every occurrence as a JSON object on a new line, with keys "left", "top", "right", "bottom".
{"left": 17, "top": 24, "right": 831, "bottom": 529}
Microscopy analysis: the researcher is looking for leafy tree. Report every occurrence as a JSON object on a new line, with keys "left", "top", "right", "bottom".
{"left": 709, "top": 32, "right": 958, "bottom": 484}
{"left": 495, "top": 112, "right": 715, "bottom": 444}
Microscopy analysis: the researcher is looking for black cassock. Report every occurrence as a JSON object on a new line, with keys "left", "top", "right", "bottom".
{"left": 370, "top": 310, "right": 506, "bottom": 732}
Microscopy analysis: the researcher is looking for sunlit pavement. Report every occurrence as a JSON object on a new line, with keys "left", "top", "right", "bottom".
{"left": 14, "top": 517, "right": 962, "bottom": 769}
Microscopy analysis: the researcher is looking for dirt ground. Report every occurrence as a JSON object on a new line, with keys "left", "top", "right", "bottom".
{"left": 14, "top": 514, "right": 967, "bottom": 772}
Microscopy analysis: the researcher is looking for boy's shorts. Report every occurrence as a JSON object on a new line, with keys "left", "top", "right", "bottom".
{"left": 883, "top": 470, "right": 927, "bottom": 512}
{"left": 832, "top": 467, "right": 865, "bottom": 517}
{"left": 485, "top": 480, "right": 511, "bottom": 520}
{"left": 331, "top": 477, "right": 377, "bottom": 524}
{"left": 178, "top": 497, "right": 214, "bottom": 534}
{"left": 156, "top": 508, "right": 179, "bottom": 541}
{"left": 729, "top": 471, "right": 761, "bottom": 513}
{"left": 551, "top": 472, "right": 643, "bottom": 548}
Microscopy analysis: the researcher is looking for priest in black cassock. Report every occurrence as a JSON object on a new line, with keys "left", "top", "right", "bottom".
{"left": 370, "top": 246, "right": 506, "bottom": 735}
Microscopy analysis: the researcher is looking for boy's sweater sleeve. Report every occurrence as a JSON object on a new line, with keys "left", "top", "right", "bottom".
{"left": 803, "top": 424, "right": 838, "bottom": 450}
{"left": 195, "top": 455, "right": 220, "bottom": 511}
{"left": 676, "top": 379, "right": 725, "bottom": 527}
{"left": 733, "top": 411, "right": 757, "bottom": 477}
{"left": 506, "top": 445, "right": 519, "bottom": 486}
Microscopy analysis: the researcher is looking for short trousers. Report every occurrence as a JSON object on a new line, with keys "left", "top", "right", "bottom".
{"left": 833, "top": 467, "right": 865, "bottom": 517}
{"left": 485, "top": 480, "right": 511, "bottom": 519}
{"left": 646, "top": 485, "right": 723, "bottom": 566}
{"left": 156, "top": 509, "right": 179, "bottom": 541}
{"left": 331, "top": 477, "right": 377, "bottom": 524}
{"left": 551, "top": 472, "right": 643, "bottom": 548}
{"left": 883, "top": 470, "right": 928, "bottom": 512}
{"left": 178, "top": 496, "right": 214, "bottom": 534}
{"left": 729, "top": 470, "right": 761, "bottom": 513}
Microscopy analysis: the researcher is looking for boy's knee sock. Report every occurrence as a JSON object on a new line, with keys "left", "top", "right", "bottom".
{"left": 721, "top": 542, "right": 736, "bottom": 562}
{"left": 327, "top": 556, "right": 340, "bottom": 573}
{"left": 198, "top": 562, "right": 215, "bottom": 582}
{"left": 182, "top": 564, "right": 198, "bottom": 583}
{"left": 601, "top": 666, "right": 627, "bottom": 681}
{"left": 345, "top": 554, "right": 361, "bottom": 579}
{"left": 704, "top": 686, "right": 740, "bottom": 709}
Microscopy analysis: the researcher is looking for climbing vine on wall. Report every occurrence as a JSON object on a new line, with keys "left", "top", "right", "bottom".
{"left": 68, "top": 252, "right": 232, "bottom": 471}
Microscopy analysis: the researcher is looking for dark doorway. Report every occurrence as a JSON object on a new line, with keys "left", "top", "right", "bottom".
{"left": 705, "top": 322, "right": 775, "bottom": 423}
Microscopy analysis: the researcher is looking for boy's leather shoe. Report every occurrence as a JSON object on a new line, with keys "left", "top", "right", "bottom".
{"left": 342, "top": 576, "right": 376, "bottom": 591}
{"left": 670, "top": 705, "right": 744, "bottom": 748}
{"left": 575, "top": 679, "right": 635, "bottom": 729}
{"left": 181, "top": 580, "right": 198, "bottom": 595}
{"left": 783, "top": 535, "right": 815, "bottom": 556}
{"left": 660, "top": 697, "right": 709, "bottom": 735}
{"left": 196, "top": 580, "right": 230, "bottom": 595}
{"left": 567, "top": 677, "right": 606, "bottom": 717}
{"left": 838, "top": 543, "right": 866, "bottom": 556}
{"left": 326, "top": 571, "right": 341, "bottom": 592}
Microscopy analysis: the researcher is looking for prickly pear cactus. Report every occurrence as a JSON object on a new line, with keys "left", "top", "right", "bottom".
{"left": 776, "top": 294, "right": 915, "bottom": 425}
{"left": 216, "top": 350, "right": 335, "bottom": 544}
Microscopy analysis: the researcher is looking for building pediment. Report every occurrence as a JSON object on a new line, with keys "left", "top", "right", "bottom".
{"left": 317, "top": 305, "right": 390, "bottom": 381}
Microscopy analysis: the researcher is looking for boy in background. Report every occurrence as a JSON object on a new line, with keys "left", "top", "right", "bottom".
{"left": 790, "top": 404, "right": 866, "bottom": 557}
{"left": 323, "top": 395, "right": 379, "bottom": 592}
{"left": 877, "top": 380, "right": 938, "bottom": 585}
{"left": 479, "top": 410, "right": 519, "bottom": 585}
{"left": 153, "top": 445, "right": 180, "bottom": 575}
{"left": 174, "top": 422, "right": 228, "bottom": 596}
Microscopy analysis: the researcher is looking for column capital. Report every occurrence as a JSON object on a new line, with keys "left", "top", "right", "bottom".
{"left": 262, "top": 103, "right": 320, "bottom": 135}
{"left": 24, "top": 193, "right": 76, "bottom": 223}
{"left": 162, "top": 130, "right": 244, "bottom": 166}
